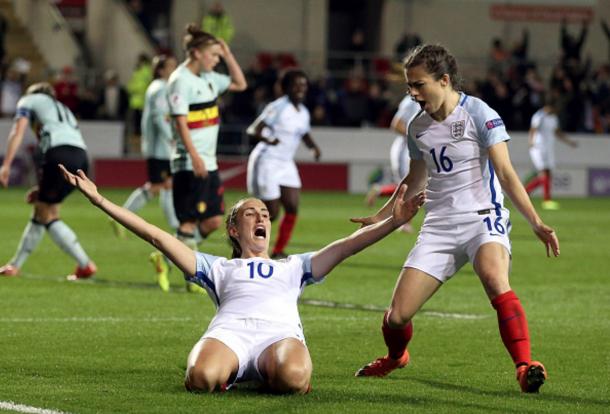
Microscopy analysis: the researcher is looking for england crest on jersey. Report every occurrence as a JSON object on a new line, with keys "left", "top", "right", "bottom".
{"left": 450, "top": 120, "right": 465, "bottom": 139}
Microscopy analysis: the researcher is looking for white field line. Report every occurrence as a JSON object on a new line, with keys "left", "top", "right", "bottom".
{"left": 0, "top": 401, "right": 71, "bottom": 414}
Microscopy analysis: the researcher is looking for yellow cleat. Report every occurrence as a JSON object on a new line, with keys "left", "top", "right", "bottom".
{"left": 109, "top": 218, "right": 126, "bottom": 238}
{"left": 149, "top": 251, "right": 170, "bottom": 292}
{"left": 186, "top": 281, "right": 205, "bottom": 294}
{"left": 541, "top": 200, "right": 560, "bottom": 210}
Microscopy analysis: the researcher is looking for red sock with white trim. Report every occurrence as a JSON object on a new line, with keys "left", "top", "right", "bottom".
{"left": 272, "top": 213, "right": 297, "bottom": 255}
{"left": 542, "top": 173, "right": 552, "bottom": 201}
{"left": 382, "top": 311, "right": 413, "bottom": 359}
{"left": 491, "top": 290, "right": 531, "bottom": 367}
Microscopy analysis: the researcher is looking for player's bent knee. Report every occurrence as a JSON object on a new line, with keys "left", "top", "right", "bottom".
{"left": 271, "top": 363, "right": 311, "bottom": 394}
{"left": 184, "top": 366, "right": 227, "bottom": 393}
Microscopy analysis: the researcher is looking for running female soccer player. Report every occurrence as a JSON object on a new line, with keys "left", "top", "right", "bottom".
{"left": 60, "top": 165, "right": 424, "bottom": 394}
{"left": 0, "top": 82, "right": 96, "bottom": 279}
{"left": 353, "top": 44, "right": 559, "bottom": 393}
{"left": 246, "top": 69, "right": 321, "bottom": 258}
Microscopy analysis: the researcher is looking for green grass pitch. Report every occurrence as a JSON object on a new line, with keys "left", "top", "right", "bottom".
{"left": 1, "top": 188, "right": 609, "bottom": 413}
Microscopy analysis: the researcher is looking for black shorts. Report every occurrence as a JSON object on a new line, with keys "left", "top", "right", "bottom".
{"left": 173, "top": 170, "right": 224, "bottom": 223}
{"left": 147, "top": 158, "right": 171, "bottom": 184}
{"left": 37, "top": 145, "right": 89, "bottom": 204}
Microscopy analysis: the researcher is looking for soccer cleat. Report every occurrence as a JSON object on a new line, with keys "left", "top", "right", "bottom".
{"left": 109, "top": 218, "right": 126, "bottom": 238}
{"left": 516, "top": 361, "right": 547, "bottom": 393}
{"left": 150, "top": 251, "right": 170, "bottom": 292}
{"left": 186, "top": 281, "right": 205, "bottom": 294}
{"left": 541, "top": 200, "right": 560, "bottom": 210}
{"left": 355, "top": 350, "right": 410, "bottom": 377}
{"left": 66, "top": 262, "right": 97, "bottom": 281}
{"left": 0, "top": 264, "right": 20, "bottom": 277}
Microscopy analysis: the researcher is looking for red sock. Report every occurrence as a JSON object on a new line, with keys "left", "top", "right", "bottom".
{"left": 542, "top": 173, "right": 551, "bottom": 201}
{"left": 525, "top": 176, "right": 543, "bottom": 194}
{"left": 491, "top": 290, "right": 531, "bottom": 367}
{"left": 273, "top": 213, "right": 297, "bottom": 255}
{"left": 379, "top": 184, "right": 397, "bottom": 197}
{"left": 382, "top": 310, "right": 413, "bottom": 359}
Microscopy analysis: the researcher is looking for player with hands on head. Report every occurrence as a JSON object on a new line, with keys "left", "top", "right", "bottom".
{"left": 353, "top": 44, "right": 559, "bottom": 393}
{"left": 59, "top": 164, "right": 425, "bottom": 394}
{"left": 246, "top": 69, "right": 321, "bottom": 258}
{"left": 0, "top": 82, "right": 96, "bottom": 280}
{"left": 164, "top": 24, "right": 246, "bottom": 291}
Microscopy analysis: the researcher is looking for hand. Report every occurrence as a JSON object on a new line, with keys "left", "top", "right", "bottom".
{"left": 391, "top": 185, "right": 425, "bottom": 226}
{"left": 59, "top": 164, "right": 103, "bottom": 205}
{"left": 192, "top": 155, "right": 208, "bottom": 178}
{"left": 350, "top": 214, "right": 381, "bottom": 228}
{"left": 532, "top": 222, "right": 560, "bottom": 257}
{"left": 312, "top": 147, "right": 321, "bottom": 162}
{"left": 0, "top": 165, "right": 10, "bottom": 188}
{"left": 218, "top": 39, "right": 231, "bottom": 58}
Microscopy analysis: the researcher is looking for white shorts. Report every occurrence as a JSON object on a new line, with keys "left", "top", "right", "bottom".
{"left": 529, "top": 147, "right": 555, "bottom": 171}
{"left": 390, "top": 135, "right": 410, "bottom": 183}
{"left": 247, "top": 153, "right": 301, "bottom": 200}
{"left": 405, "top": 209, "right": 512, "bottom": 283}
{"left": 201, "top": 318, "right": 306, "bottom": 384}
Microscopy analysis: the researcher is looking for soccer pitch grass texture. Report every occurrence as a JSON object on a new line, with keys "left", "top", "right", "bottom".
{"left": 1, "top": 188, "right": 609, "bottom": 414}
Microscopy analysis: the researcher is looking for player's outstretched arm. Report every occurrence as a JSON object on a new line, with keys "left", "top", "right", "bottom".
{"left": 59, "top": 165, "right": 197, "bottom": 275}
{"left": 311, "top": 185, "right": 425, "bottom": 279}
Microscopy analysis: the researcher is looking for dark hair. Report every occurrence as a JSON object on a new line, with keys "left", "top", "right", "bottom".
{"left": 403, "top": 44, "right": 463, "bottom": 91}
{"left": 280, "top": 69, "right": 308, "bottom": 94}
{"left": 183, "top": 23, "right": 219, "bottom": 52}
{"left": 225, "top": 198, "right": 260, "bottom": 259}
{"left": 152, "top": 54, "right": 173, "bottom": 79}
{"left": 26, "top": 82, "right": 56, "bottom": 98}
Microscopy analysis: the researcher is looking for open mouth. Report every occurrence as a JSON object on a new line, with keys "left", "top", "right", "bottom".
{"left": 254, "top": 226, "right": 266, "bottom": 239}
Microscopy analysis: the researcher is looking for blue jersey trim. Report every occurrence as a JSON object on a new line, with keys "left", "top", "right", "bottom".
{"left": 300, "top": 271, "right": 313, "bottom": 287}
{"left": 195, "top": 270, "right": 220, "bottom": 306}
{"left": 459, "top": 93, "right": 468, "bottom": 106}
{"left": 488, "top": 160, "right": 502, "bottom": 216}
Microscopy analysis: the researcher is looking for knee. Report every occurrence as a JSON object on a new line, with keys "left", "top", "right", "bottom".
{"left": 184, "top": 365, "right": 227, "bottom": 393}
{"left": 270, "top": 363, "right": 311, "bottom": 394}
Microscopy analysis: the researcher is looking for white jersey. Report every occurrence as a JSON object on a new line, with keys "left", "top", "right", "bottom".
{"left": 390, "top": 96, "right": 421, "bottom": 182}
{"left": 248, "top": 96, "right": 311, "bottom": 162}
{"left": 187, "top": 252, "right": 323, "bottom": 330}
{"left": 407, "top": 93, "right": 509, "bottom": 220}
{"left": 530, "top": 108, "right": 558, "bottom": 153}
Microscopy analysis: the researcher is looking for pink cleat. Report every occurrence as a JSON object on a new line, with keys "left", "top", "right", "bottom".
{"left": 66, "top": 262, "right": 97, "bottom": 281}
{"left": 0, "top": 264, "right": 20, "bottom": 277}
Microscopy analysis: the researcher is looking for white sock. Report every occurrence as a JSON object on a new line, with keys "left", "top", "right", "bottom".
{"left": 160, "top": 188, "right": 179, "bottom": 230}
{"left": 123, "top": 186, "right": 150, "bottom": 212}
{"left": 11, "top": 219, "right": 46, "bottom": 268}
{"left": 46, "top": 220, "right": 90, "bottom": 267}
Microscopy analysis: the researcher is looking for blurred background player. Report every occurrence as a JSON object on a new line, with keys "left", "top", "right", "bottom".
{"left": 524, "top": 97, "right": 578, "bottom": 210}
{"left": 112, "top": 55, "right": 178, "bottom": 236}
{"left": 353, "top": 44, "right": 559, "bottom": 393}
{"left": 246, "top": 69, "right": 321, "bottom": 258}
{"left": 163, "top": 24, "right": 246, "bottom": 291}
{"left": 60, "top": 164, "right": 424, "bottom": 394}
{"left": 365, "top": 94, "right": 421, "bottom": 232}
{"left": 0, "top": 82, "right": 96, "bottom": 280}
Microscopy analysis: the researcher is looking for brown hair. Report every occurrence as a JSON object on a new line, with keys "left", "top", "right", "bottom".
{"left": 403, "top": 44, "right": 463, "bottom": 91}
{"left": 26, "top": 82, "right": 56, "bottom": 98}
{"left": 225, "top": 198, "right": 261, "bottom": 259}
{"left": 183, "top": 23, "right": 219, "bottom": 53}
{"left": 152, "top": 54, "right": 174, "bottom": 79}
